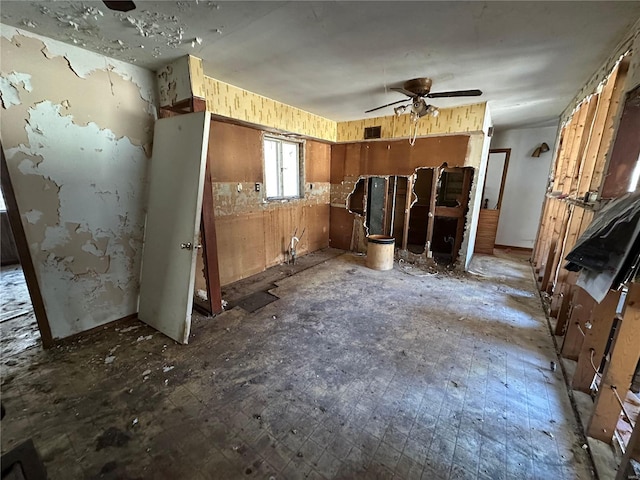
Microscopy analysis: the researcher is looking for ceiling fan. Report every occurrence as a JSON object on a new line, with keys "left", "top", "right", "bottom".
{"left": 365, "top": 78, "right": 482, "bottom": 116}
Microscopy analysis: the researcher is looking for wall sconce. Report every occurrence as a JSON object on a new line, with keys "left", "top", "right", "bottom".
{"left": 532, "top": 142, "right": 550, "bottom": 157}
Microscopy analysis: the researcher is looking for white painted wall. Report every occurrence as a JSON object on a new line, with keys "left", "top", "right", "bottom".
{"left": 490, "top": 124, "right": 558, "bottom": 249}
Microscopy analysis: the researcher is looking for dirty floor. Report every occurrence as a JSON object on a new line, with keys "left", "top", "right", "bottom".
{"left": 0, "top": 251, "right": 593, "bottom": 479}
{"left": 1, "top": 264, "right": 39, "bottom": 358}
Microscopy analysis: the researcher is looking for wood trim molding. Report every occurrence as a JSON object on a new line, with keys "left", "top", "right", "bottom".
{"left": 0, "top": 143, "right": 54, "bottom": 348}
{"left": 486, "top": 148, "right": 511, "bottom": 210}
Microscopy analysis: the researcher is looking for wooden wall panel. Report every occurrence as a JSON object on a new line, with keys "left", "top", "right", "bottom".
{"left": 305, "top": 204, "right": 330, "bottom": 253}
{"left": 306, "top": 141, "right": 331, "bottom": 183}
{"left": 207, "top": 119, "right": 331, "bottom": 286}
{"left": 329, "top": 206, "right": 355, "bottom": 250}
{"left": 330, "top": 144, "right": 346, "bottom": 184}
{"left": 339, "top": 136, "right": 469, "bottom": 178}
{"left": 344, "top": 144, "right": 362, "bottom": 177}
{"left": 263, "top": 206, "right": 303, "bottom": 268}
{"left": 209, "top": 120, "right": 263, "bottom": 182}
{"left": 474, "top": 209, "right": 500, "bottom": 254}
{"left": 216, "top": 213, "right": 267, "bottom": 286}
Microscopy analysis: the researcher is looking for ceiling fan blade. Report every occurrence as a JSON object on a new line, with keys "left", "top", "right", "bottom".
{"left": 365, "top": 99, "right": 411, "bottom": 114}
{"left": 103, "top": 1, "right": 136, "bottom": 12}
{"left": 390, "top": 87, "right": 417, "bottom": 98}
{"left": 427, "top": 89, "right": 483, "bottom": 98}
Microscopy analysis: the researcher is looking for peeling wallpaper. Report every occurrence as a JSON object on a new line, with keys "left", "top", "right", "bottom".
{"left": 0, "top": 25, "right": 157, "bottom": 339}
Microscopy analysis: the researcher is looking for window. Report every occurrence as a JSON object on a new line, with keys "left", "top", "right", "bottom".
{"left": 264, "top": 136, "right": 303, "bottom": 199}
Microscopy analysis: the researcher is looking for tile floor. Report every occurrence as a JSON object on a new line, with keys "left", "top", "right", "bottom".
{"left": 0, "top": 251, "right": 593, "bottom": 479}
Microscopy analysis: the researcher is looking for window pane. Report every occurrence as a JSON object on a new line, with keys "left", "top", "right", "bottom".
{"left": 264, "top": 139, "right": 279, "bottom": 198}
{"left": 281, "top": 142, "right": 299, "bottom": 198}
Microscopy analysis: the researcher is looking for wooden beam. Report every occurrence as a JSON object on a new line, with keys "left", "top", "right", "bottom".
{"left": 560, "top": 102, "right": 591, "bottom": 195}
{"left": 567, "top": 97, "right": 599, "bottom": 195}
{"left": 554, "top": 278, "right": 576, "bottom": 336}
{"left": 192, "top": 98, "right": 223, "bottom": 314}
{"left": 425, "top": 168, "right": 438, "bottom": 256}
{"left": 541, "top": 240, "right": 557, "bottom": 292}
{"left": 615, "top": 410, "right": 640, "bottom": 479}
{"left": 401, "top": 174, "right": 414, "bottom": 251}
{"left": 561, "top": 288, "right": 596, "bottom": 360}
{"left": 532, "top": 199, "right": 548, "bottom": 267}
{"left": 576, "top": 63, "right": 620, "bottom": 195}
{"left": 587, "top": 283, "right": 640, "bottom": 443}
{"left": 0, "top": 144, "right": 54, "bottom": 348}
{"left": 592, "top": 58, "right": 630, "bottom": 194}
{"left": 553, "top": 113, "right": 579, "bottom": 192}
{"left": 548, "top": 204, "right": 575, "bottom": 298}
{"left": 572, "top": 290, "right": 620, "bottom": 393}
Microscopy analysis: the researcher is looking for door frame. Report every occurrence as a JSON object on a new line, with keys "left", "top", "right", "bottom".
{"left": 482, "top": 148, "right": 511, "bottom": 210}
{"left": 0, "top": 143, "right": 53, "bottom": 348}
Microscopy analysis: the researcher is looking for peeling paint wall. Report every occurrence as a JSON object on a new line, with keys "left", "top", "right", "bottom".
{"left": 157, "top": 55, "right": 192, "bottom": 107}
{"left": 0, "top": 25, "right": 157, "bottom": 339}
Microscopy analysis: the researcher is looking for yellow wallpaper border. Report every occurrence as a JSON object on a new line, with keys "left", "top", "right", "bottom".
{"left": 187, "top": 56, "right": 486, "bottom": 143}
{"left": 336, "top": 103, "right": 486, "bottom": 142}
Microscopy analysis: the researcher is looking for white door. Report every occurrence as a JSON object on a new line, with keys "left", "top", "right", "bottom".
{"left": 138, "top": 112, "right": 211, "bottom": 344}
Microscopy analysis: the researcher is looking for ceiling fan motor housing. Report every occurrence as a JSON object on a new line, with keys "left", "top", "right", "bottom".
{"left": 404, "top": 78, "right": 433, "bottom": 96}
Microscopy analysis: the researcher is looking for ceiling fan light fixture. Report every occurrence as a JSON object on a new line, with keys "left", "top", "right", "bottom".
{"left": 394, "top": 105, "right": 407, "bottom": 116}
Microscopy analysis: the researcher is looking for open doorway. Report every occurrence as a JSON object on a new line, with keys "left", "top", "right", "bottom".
{"left": 0, "top": 185, "right": 42, "bottom": 356}
{"left": 475, "top": 149, "right": 510, "bottom": 254}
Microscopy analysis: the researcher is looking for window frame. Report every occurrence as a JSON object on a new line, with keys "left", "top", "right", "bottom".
{"left": 262, "top": 134, "right": 305, "bottom": 201}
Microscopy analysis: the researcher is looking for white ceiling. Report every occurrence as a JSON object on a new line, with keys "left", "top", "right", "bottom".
{"left": 2, "top": 1, "right": 639, "bottom": 129}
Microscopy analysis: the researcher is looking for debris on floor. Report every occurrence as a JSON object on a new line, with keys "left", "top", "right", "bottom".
{"left": 0, "top": 252, "right": 593, "bottom": 479}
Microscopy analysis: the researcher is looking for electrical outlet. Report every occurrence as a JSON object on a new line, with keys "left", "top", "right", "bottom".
{"left": 255, "top": 183, "right": 260, "bottom": 192}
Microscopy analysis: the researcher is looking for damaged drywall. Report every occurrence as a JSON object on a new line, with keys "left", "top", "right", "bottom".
{"left": 213, "top": 182, "right": 330, "bottom": 217}
{"left": 1, "top": 25, "right": 157, "bottom": 339}
{"left": 329, "top": 105, "right": 493, "bottom": 269}
{"left": 1, "top": 33, "right": 155, "bottom": 148}
{"left": 156, "top": 56, "right": 192, "bottom": 107}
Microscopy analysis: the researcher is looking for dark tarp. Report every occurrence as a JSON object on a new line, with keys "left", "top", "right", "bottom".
{"left": 564, "top": 191, "right": 640, "bottom": 302}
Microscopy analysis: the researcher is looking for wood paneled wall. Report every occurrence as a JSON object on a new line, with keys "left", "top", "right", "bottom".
{"left": 199, "top": 120, "right": 331, "bottom": 287}
{"left": 329, "top": 135, "right": 471, "bottom": 253}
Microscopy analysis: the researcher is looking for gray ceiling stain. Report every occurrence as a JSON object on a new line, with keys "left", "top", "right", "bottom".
{"left": 1, "top": 1, "right": 639, "bottom": 128}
